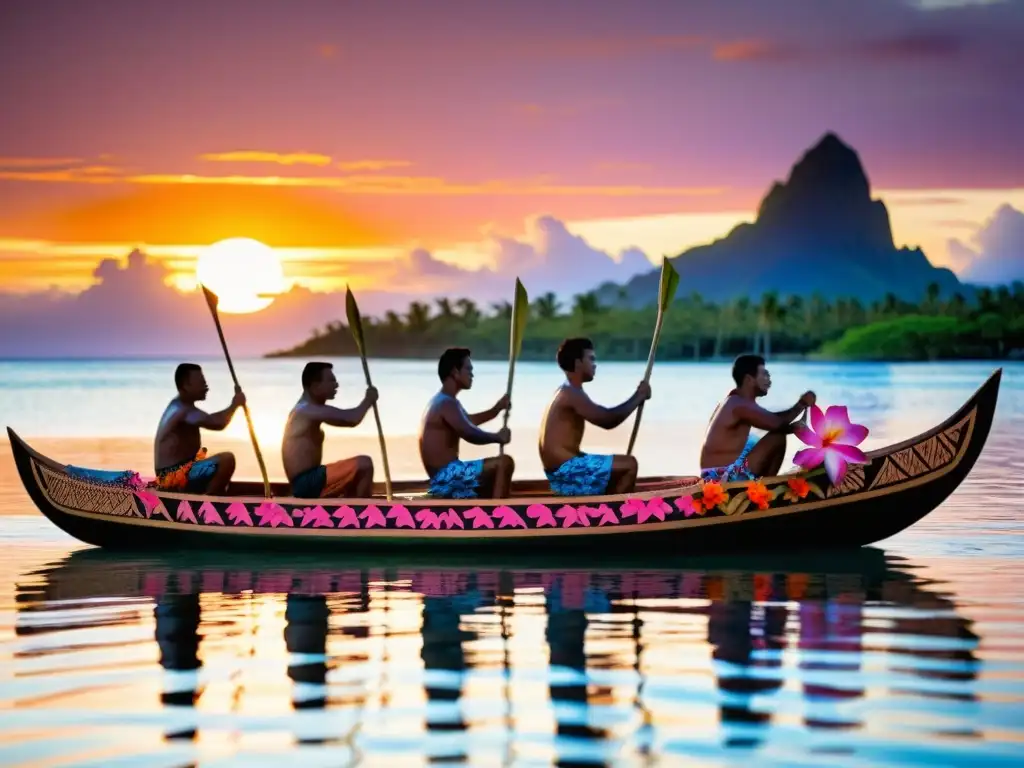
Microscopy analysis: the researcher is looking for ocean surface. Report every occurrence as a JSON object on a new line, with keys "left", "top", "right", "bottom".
{"left": 1, "top": 358, "right": 1022, "bottom": 766}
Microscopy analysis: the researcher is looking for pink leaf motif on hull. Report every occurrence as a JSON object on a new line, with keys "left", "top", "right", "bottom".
{"left": 557, "top": 505, "right": 591, "bottom": 528}
{"left": 386, "top": 504, "right": 415, "bottom": 529}
{"left": 298, "top": 505, "right": 333, "bottom": 528}
{"left": 440, "top": 509, "right": 465, "bottom": 529}
{"left": 359, "top": 505, "right": 386, "bottom": 528}
{"left": 675, "top": 496, "right": 699, "bottom": 518}
{"left": 136, "top": 491, "right": 163, "bottom": 519}
{"left": 197, "top": 501, "right": 224, "bottom": 525}
{"left": 176, "top": 500, "right": 197, "bottom": 524}
{"left": 619, "top": 497, "right": 646, "bottom": 520}
{"left": 415, "top": 508, "right": 441, "bottom": 529}
{"left": 255, "top": 502, "right": 293, "bottom": 528}
{"left": 225, "top": 502, "right": 253, "bottom": 526}
{"left": 595, "top": 504, "right": 618, "bottom": 526}
{"left": 332, "top": 505, "right": 360, "bottom": 528}
{"left": 639, "top": 497, "right": 672, "bottom": 523}
{"left": 464, "top": 506, "right": 495, "bottom": 529}
{"left": 492, "top": 505, "right": 527, "bottom": 529}
{"left": 527, "top": 504, "right": 556, "bottom": 527}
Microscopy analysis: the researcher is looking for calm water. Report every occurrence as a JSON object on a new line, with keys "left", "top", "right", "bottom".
{"left": 1, "top": 359, "right": 1023, "bottom": 765}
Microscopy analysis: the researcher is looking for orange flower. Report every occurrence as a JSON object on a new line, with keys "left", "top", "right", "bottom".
{"left": 745, "top": 480, "right": 771, "bottom": 510}
{"left": 699, "top": 480, "right": 727, "bottom": 511}
{"left": 784, "top": 476, "right": 810, "bottom": 502}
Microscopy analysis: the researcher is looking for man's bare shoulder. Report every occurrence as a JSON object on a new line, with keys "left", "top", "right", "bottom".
{"left": 552, "top": 385, "right": 586, "bottom": 408}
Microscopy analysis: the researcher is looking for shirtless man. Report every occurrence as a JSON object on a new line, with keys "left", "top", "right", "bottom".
{"left": 699, "top": 354, "right": 815, "bottom": 483}
{"left": 282, "top": 362, "right": 378, "bottom": 498}
{"left": 419, "top": 347, "right": 514, "bottom": 498}
{"left": 539, "top": 337, "right": 651, "bottom": 496}
{"left": 154, "top": 363, "right": 244, "bottom": 493}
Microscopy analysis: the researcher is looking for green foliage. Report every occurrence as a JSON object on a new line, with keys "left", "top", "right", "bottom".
{"left": 268, "top": 283, "right": 1024, "bottom": 362}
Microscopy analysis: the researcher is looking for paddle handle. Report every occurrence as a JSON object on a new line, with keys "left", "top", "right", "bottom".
{"left": 498, "top": 363, "right": 514, "bottom": 458}
{"left": 359, "top": 357, "right": 393, "bottom": 501}
{"left": 626, "top": 312, "right": 666, "bottom": 456}
{"left": 204, "top": 293, "right": 272, "bottom": 498}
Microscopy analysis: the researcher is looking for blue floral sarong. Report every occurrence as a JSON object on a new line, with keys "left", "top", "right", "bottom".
{"left": 545, "top": 453, "right": 614, "bottom": 496}
{"left": 429, "top": 458, "right": 485, "bottom": 499}
{"left": 701, "top": 435, "right": 758, "bottom": 483}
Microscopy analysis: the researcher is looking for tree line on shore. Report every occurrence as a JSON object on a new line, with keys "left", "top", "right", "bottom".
{"left": 269, "top": 281, "right": 1024, "bottom": 362}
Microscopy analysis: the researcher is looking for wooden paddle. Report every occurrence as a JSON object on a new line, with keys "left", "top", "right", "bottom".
{"left": 200, "top": 284, "right": 272, "bottom": 498}
{"left": 626, "top": 257, "right": 680, "bottom": 456}
{"left": 499, "top": 278, "right": 530, "bottom": 458}
{"left": 346, "top": 287, "right": 393, "bottom": 501}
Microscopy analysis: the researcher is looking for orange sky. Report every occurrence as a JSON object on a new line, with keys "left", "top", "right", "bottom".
{"left": 2, "top": 0, "right": 1023, "bottom": 297}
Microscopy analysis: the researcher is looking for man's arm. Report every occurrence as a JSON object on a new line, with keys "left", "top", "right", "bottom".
{"left": 735, "top": 392, "right": 813, "bottom": 433}
{"left": 183, "top": 389, "right": 245, "bottom": 431}
{"left": 441, "top": 400, "right": 509, "bottom": 445}
{"left": 568, "top": 383, "right": 649, "bottom": 430}
{"left": 302, "top": 387, "right": 378, "bottom": 429}
{"left": 469, "top": 394, "right": 510, "bottom": 426}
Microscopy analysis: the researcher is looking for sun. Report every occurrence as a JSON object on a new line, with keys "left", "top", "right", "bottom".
{"left": 196, "top": 237, "right": 285, "bottom": 314}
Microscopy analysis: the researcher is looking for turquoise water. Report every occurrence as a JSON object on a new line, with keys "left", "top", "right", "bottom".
{"left": 1, "top": 360, "right": 1023, "bottom": 765}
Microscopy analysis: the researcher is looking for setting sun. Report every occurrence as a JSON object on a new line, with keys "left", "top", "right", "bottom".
{"left": 196, "top": 237, "right": 284, "bottom": 313}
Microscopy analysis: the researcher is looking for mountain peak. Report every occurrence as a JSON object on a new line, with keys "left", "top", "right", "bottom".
{"left": 756, "top": 131, "right": 874, "bottom": 237}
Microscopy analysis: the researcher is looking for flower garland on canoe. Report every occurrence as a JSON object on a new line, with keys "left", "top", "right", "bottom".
{"left": 676, "top": 402, "right": 870, "bottom": 517}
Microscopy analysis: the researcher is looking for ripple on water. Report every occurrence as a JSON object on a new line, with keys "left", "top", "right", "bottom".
{"left": 0, "top": 548, "right": 1021, "bottom": 767}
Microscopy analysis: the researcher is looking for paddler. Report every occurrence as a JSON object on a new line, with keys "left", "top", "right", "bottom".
{"left": 154, "top": 363, "right": 244, "bottom": 493}
{"left": 538, "top": 337, "right": 650, "bottom": 495}
{"left": 282, "top": 362, "right": 378, "bottom": 498}
{"left": 699, "top": 354, "right": 815, "bottom": 482}
{"left": 418, "top": 347, "right": 514, "bottom": 498}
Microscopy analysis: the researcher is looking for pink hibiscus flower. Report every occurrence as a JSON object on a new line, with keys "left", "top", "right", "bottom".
{"left": 385, "top": 504, "right": 416, "bottom": 529}
{"left": 492, "top": 505, "right": 527, "bottom": 529}
{"left": 333, "top": 505, "right": 360, "bottom": 528}
{"left": 255, "top": 502, "right": 293, "bottom": 528}
{"left": 359, "top": 505, "right": 387, "bottom": 528}
{"left": 198, "top": 501, "right": 224, "bottom": 525}
{"left": 794, "top": 404, "right": 870, "bottom": 486}
{"left": 176, "top": 500, "right": 197, "bottom": 524}
{"left": 225, "top": 502, "right": 253, "bottom": 526}
{"left": 527, "top": 504, "right": 556, "bottom": 527}
{"left": 557, "top": 505, "right": 590, "bottom": 528}
{"left": 675, "top": 495, "right": 699, "bottom": 518}
{"left": 415, "top": 508, "right": 441, "bottom": 529}
{"left": 464, "top": 506, "right": 495, "bottom": 529}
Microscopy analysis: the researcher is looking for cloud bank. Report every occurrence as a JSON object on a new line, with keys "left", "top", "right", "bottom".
{"left": 949, "top": 204, "right": 1024, "bottom": 285}
{"left": 0, "top": 216, "right": 652, "bottom": 357}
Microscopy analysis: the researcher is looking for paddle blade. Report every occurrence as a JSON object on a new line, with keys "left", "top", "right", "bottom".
{"left": 657, "top": 257, "right": 680, "bottom": 313}
{"left": 509, "top": 278, "right": 530, "bottom": 360}
{"left": 345, "top": 286, "right": 366, "bottom": 357}
{"left": 200, "top": 284, "right": 219, "bottom": 312}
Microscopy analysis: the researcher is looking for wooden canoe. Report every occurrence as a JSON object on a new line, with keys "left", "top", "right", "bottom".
{"left": 6, "top": 368, "right": 1001, "bottom": 554}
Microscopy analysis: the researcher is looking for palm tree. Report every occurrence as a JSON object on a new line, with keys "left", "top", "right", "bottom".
{"left": 572, "top": 292, "right": 602, "bottom": 317}
{"left": 882, "top": 292, "right": 899, "bottom": 317}
{"left": 435, "top": 298, "right": 456, "bottom": 323}
{"left": 976, "top": 287, "right": 996, "bottom": 314}
{"left": 384, "top": 310, "right": 404, "bottom": 333}
{"left": 455, "top": 298, "right": 481, "bottom": 328}
{"left": 533, "top": 292, "right": 560, "bottom": 320}
{"left": 712, "top": 300, "right": 733, "bottom": 359}
{"left": 491, "top": 300, "right": 513, "bottom": 320}
{"left": 924, "top": 281, "right": 941, "bottom": 314}
{"left": 406, "top": 301, "right": 432, "bottom": 333}
{"left": 757, "top": 291, "right": 781, "bottom": 358}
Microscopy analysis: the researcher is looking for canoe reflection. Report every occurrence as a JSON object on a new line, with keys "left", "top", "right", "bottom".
{"left": 17, "top": 548, "right": 981, "bottom": 762}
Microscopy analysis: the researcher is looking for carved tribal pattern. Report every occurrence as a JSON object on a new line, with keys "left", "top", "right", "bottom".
{"left": 38, "top": 463, "right": 139, "bottom": 517}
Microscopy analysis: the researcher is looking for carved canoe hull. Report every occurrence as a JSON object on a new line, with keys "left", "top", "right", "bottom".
{"left": 6, "top": 369, "right": 1001, "bottom": 554}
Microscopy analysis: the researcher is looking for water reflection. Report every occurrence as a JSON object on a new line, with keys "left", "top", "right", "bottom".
{"left": 9, "top": 548, "right": 1020, "bottom": 765}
